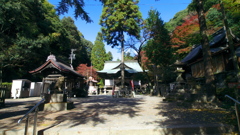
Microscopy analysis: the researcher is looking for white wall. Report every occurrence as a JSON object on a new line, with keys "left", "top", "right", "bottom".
{"left": 105, "top": 79, "right": 114, "bottom": 86}
{"left": 11, "top": 79, "right": 31, "bottom": 98}
{"left": 11, "top": 80, "right": 22, "bottom": 99}
{"left": 29, "top": 82, "right": 42, "bottom": 97}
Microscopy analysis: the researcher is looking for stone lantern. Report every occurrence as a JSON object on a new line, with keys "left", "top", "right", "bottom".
{"left": 173, "top": 60, "right": 185, "bottom": 90}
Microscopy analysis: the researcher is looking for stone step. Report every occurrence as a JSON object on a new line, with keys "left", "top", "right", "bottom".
{"left": 1, "top": 123, "right": 236, "bottom": 135}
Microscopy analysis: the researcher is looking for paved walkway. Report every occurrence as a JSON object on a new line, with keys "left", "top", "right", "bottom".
{"left": 0, "top": 95, "right": 236, "bottom": 135}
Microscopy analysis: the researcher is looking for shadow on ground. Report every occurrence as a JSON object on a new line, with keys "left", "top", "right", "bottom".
{"left": 0, "top": 99, "right": 41, "bottom": 130}
{"left": 3, "top": 96, "right": 236, "bottom": 135}
{"left": 150, "top": 100, "right": 237, "bottom": 135}
{"left": 0, "top": 103, "right": 34, "bottom": 119}
{"left": 37, "top": 95, "right": 144, "bottom": 134}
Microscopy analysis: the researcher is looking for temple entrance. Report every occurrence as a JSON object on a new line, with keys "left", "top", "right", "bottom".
{"left": 97, "top": 61, "right": 144, "bottom": 98}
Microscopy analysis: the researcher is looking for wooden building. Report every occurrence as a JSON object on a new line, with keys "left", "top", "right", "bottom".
{"left": 29, "top": 54, "right": 85, "bottom": 97}
{"left": 179, "top": 28, "right": 240, "bottom": 86}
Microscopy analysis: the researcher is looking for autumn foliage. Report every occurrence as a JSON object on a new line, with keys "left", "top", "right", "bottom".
{"left": 140, "top": 50, "right": 151, "bottom": 69}
{"left": 76, "top": 64, "right": 98, "bottom": 80}
{"left": 170, "top": 13, "right": 200, "bottom": 55}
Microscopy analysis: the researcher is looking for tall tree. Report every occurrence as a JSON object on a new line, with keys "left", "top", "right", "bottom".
{"left": 190, "top": 0, "right": 216, "bottom": 101}
{"left": 56, "top": 17, "right": 81, "bottom": 61}
{"left": 144, "top": 10, "right": 175, "bottom": 95}
{"left": 106, "top": 52, "right": 113, "bottom": 61}
{"left": 144, "top": 10, "right": 173, "bottom": 67}
{"left": 0, "top": 0, "right": 57, "bottom": 82}
{"left": 91, "top": 32, "right": 109, "bottom": 70}
{"left": 100, "top": 0, "right": 142, "bottom": 88}
{"left": 219, "top": 0, "right": 240, "bottom": 100}
{"left": 165, "top": 9, "right": 189, "bottom": 32}
{"left": 170, "top": 13, "right": 201, "bottom": 58}
{"left": 0, "top": 0, "right": 92, "bottom": 82}
{"left": 188, "top": 0, "right": 239, "bottom": 101}
{"left": 124, "top": 52, "right": 135, "bottom": 61}
{"left": 56, "top": 0, "right": 93, "bottom": 23}
{"left": 80, "top": 38, "right": 93, "bottom": 65}
{"left": 60, "top": 17, "right": 91, "bottom": 67}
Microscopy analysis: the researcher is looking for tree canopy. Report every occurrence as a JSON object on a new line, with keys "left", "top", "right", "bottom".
{"left": 99, "top": 0, "right": 142, "bottom": 47}
{"left": 1, "top": 0, "right": 239, "bottom": 93}
{"left": 99, "top": 0, "right": 142, "bottom": 88}
{"left": 91, "top": 32, "right": 112, "bottom": 70}
{"left": 144, "top": 10, "right": 173, "bottom": 67}
{"left": 143, "top": 9, "right": 176, "bottom": 84}
{"left": 165, "top": 0, "right": 240, "bottom": 57}
{"left": 0, "top": 0, "right": 92, "bottom": 82}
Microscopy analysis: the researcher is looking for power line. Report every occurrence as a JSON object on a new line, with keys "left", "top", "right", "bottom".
{"left": 138, "top": 3, "right": 190, "bottom": 6}
{"left": 51, "top": 3, "right": 190, "bottom": 6}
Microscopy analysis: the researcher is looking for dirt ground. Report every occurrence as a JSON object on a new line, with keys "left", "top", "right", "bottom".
{"left": 0, "top": 95, "right": 236, "bottom": 135}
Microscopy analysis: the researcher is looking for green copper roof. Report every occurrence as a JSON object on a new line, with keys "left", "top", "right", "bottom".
{"left": 97, "top": 61, "right": 143, "bottom": 74}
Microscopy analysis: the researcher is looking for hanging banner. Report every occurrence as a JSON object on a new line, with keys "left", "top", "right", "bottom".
{"left": 130, "top": 80, "right": 134, "bottom": 91}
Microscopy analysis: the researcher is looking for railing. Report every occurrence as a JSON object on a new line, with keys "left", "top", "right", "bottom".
{"left": 18, "top": 98, "right": 45, "bottom": 135}
{"left": 225, "top": 95, "right": 240, "bottom": 131}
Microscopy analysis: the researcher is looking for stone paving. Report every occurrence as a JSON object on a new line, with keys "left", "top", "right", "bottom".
{"left": 0, "top": 95, "right": 237, "bottom": 135}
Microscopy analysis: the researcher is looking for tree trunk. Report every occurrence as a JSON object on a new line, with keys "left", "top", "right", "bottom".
{"left": 121, "top": 32, "right": 125, "bottom": 90}
{"left": 153, "top": 65, "right": 159, "bottom": 96}
{"left": 219, "top": 0, "right": 240, "bottom": 100}
{"left": 195, "top": 0, "right": 216, "bottom": 102}
{"left": 0, "top": 64, "right": 2, "bottom": 84}
{"left": 0, "top": 68, "right": 2, "bottom": 84}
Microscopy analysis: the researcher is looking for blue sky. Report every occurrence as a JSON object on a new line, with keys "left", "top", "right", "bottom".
{"left": 48, "top": 0, "right": 191, "bottom": 60}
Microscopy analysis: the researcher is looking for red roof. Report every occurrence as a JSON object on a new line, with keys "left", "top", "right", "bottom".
{"left": 29, "top": 59, "right": 84, "bottom": 78}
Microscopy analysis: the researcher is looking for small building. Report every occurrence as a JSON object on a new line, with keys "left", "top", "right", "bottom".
{"left": 11, "top": 79, "right": 31, "bottom": 99}
{"left": 29, "top": 54, "right": 85, "bottom": 97}
{"left": 29, "top": 54, "right": 85, "bottom": 111}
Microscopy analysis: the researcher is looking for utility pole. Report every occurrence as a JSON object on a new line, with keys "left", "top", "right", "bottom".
{"left": 69, "top": 49, "right": 76, "bottom": 69}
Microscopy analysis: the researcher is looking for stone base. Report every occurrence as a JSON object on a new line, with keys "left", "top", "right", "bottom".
{"left": 44, "top": 93, "right": 67, "bottom": 103}
{"left": 39, "top": 101, "right": 74, "bottom": 111}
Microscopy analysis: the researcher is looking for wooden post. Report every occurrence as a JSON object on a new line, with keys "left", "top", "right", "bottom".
{"left": 235, "top": 103, "right": 240, "bottom": 132}
{"left": 24, "top": 116, "right": 29, "bottom": 135}
{"left": 33, "top": 107, "right": 39, "bottom": 135}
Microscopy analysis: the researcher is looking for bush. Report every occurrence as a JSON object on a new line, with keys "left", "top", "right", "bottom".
{"left": 216, "top": 87, "right": 236, "bottom": 102}
{"left": 1, "top": 82, "right": 12, "bottom": 98}
{"left": 1, "top": 82, "right": 12, "bottom": 91}
{"left": 97, "top": 79, "right": 104, "bottom": 89}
